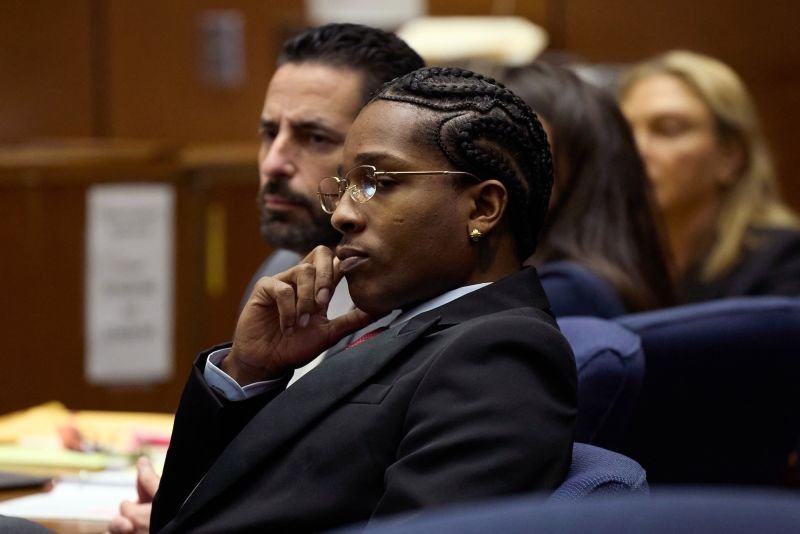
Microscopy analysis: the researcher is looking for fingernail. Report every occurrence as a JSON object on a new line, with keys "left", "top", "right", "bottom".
{"left": 298, "top": 314, "right": 310, "bottom": 328}
{"left": 317, "top": 288, "right": 331, "bottom": 305}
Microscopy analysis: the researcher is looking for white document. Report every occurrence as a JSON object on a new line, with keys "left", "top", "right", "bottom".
{"left": 85, "top": 184, "right": 175, "bottom": 384}
{"left": 0, "top": 472, "right": 136, "bottom": 521}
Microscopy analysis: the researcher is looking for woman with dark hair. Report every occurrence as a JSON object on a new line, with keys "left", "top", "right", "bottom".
{"left": 151, "top": 67, "right": 576, "bottom": 532}
{"left": 500, "top": 62, "right": 674, "bottom": 314}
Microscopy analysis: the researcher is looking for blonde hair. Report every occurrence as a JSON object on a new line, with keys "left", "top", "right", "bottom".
{"left": 620, "top": 50, "right": 799, "bottom": 280}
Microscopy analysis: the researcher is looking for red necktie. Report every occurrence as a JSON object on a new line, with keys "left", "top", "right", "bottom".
{"left": 346, "top": 327, "right": 388, "bottom": 349}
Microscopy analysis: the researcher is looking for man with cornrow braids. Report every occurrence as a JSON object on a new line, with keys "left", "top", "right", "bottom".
{"left": 108, "top": 22, "right": 423, "bottom": 534}
{"left": 152, "top": 66, "right": 575, "bottom": 533}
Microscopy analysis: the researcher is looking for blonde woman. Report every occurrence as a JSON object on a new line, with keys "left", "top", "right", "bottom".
{"left": 620, "top": 50, "right": 800, "bottom": 302}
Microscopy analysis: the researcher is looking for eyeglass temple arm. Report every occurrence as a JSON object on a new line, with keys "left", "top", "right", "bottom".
{"left": 377, "top": 170, "right": 477, "bottom": 177}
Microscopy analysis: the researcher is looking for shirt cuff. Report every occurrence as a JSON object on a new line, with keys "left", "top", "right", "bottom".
{"left": 204, "top": 348, "right": 288, "bottom": 401}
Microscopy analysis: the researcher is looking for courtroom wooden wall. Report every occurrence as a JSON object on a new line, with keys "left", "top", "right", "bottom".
{"left": 554, "top": 0, "right": 800, "bottom": 213}
{"left": 0, "top": 1, "right": 96, "bottom": 140}
{"left": 0, "top": 0, "right": 305, "bottom": 143}
{"left": 2, "top": 0, "right": 797, "bottom": 201}
{"left": 0, "top": 146, "right": 197, "bottom": 413}
{"left": 104, "top": 0, "right": 303, "bottom": 141}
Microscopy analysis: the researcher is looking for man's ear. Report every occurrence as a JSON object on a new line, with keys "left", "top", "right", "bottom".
{"left": 467, "top": 179, "right": 508, "bottom": 236}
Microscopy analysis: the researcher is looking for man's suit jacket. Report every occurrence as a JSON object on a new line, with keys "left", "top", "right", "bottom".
{"left": 151, "top": 267, "right": 577, "bottom": 533}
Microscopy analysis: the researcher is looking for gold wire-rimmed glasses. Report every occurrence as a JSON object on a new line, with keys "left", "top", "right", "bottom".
{"left": 317, "top": 164, "right": 479, "bottom": 214}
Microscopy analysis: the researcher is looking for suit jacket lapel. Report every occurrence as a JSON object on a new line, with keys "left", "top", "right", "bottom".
{"left": 172, "top": 315, "right": 440, "bottom": 526}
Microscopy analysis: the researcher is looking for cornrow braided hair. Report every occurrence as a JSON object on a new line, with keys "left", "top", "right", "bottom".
{"left": 372, "top": 67, "right": 554, "bottom": 259}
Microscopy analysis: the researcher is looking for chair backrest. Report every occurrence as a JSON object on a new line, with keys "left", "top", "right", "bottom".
{"left": 333, "top": 444, "right": 648, "bottom": 533}
{"left": 557, "top": 317, "right": 644, "bottom": 451}
{"left": 549, "top": 443, "right": 649, "bottom": 501}
{"left": 539, "top": 261, "right": 627, "bottom": 318}
{"left": 341, "top": 488, "right": 800, "bottom": 534}
{"left": 616, "top": 296, "right": 800, "bottom": 485}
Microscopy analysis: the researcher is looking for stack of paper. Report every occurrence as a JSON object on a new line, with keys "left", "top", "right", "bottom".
{"left": 0, "top": 401, "right": 173, "bottom": 467}
{"left": 0, "top": 470, "right": 137, "bottom": 521}
{"left": 0, "top": 402, "right": 174, "bottom": 522}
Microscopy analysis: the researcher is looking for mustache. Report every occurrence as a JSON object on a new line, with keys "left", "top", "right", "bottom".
{"left": 258, "top": 182, "right": 313, "bottom": 209}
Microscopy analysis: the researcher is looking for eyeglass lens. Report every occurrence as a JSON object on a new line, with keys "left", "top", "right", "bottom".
{"left": 318, "top": 166, "right": 379, "bottom": 213}
{"left": 348, "top": 166, "right": 377, "bottom": 203}
{"left": 318, "top": 177, "right": 344, "bottom": 213}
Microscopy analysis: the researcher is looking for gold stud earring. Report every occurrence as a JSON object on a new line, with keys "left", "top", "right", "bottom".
{"left": 470, "top": 228, "right": 483, "bottom": 242}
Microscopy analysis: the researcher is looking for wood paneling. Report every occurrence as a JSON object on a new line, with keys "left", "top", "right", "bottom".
{"left": 179, "top": 143, "right": 270, "bottom": 349}
{"left": 561, "top": 0, "right": 799, "bottom": 65}
{"left": 0, "top": 1, "right": 95, "bottom": 141}
{"left": 558, "top": 0, "right": 800, "bottom": 210}
{"left": 0, "top": 142, "right": 268, "bottom": 413}
{"left": 105, "top": 0, "right": 304, "bottom": 142}
{"left": 0, "top": 144, "right": 195, "bottom": 412}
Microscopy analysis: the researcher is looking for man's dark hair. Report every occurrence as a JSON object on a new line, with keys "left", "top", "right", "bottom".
{"left": 372, "top": 66, "right": 553, "bottom": 260}
{"left": 278, "top": 23, "right": 425, "bottom": 106}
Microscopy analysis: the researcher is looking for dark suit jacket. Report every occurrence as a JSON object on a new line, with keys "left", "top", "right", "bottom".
{"left": 679, "top": 226, "right": 800, "bottom": 302}
{"left": 151, "top": 268, "right": 577, "bottom": 533}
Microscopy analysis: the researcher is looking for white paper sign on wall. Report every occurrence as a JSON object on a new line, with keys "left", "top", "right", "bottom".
{"left": 306, "top": 0, "right": 424, "bottom": 29}
{"left": 85, "top": 184, "right": 175, "bottom": 385}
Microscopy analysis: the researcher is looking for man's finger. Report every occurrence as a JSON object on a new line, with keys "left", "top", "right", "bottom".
{"left": 305, "top": 246, "right": 337, "bottom": 307}
{"left": 135, "top": 456, "right": 160, "bottom": 501}
{"left": 108, "top": 508, "right": 135, "bottom": 533}
{"left": 267, "top": 279, "right": 298, "bottom": 334}
{"left": 293, "top": 263, "right": 319, "bottom": 325}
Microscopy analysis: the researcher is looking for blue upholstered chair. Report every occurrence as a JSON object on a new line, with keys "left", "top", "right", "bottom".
{"left": 539, "top": 261, "right": 627, "bottom": 318}
{"left": 557, "top": 317, "right": 644, "bottom": 451}
{"left": 335, "top": 443, "right": 649, "bottom": 533}
{"left": 343, "top": 488, "right": 800, "bottom": 533}
{"left": 336, "top": 443, "right": 650, "bottom": 534}
{"left": 615, "top": 296, "right": 800, "bottom": 485}
{"left": 549, "top": 443, "right": 649, "bottom": 501}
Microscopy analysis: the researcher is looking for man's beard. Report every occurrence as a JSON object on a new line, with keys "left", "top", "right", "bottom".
{"left": 257, "top": 182, "right": 341, "bottom": 254}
